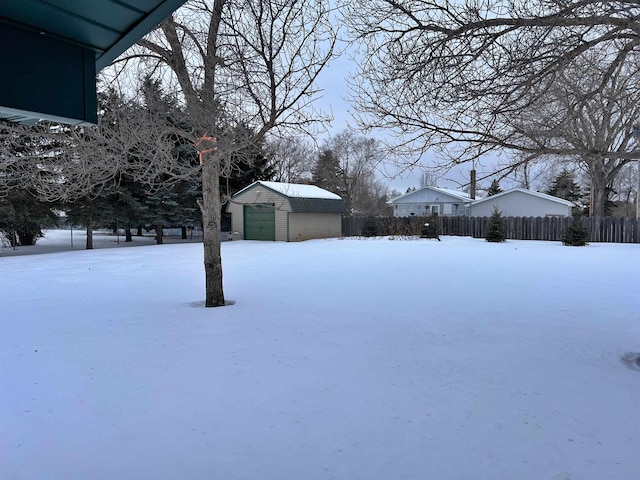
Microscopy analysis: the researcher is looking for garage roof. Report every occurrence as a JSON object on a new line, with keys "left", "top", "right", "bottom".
{"left": 0, "top": 0, "right": 187, "bottom": 124}
{"left": 470, "top": 188, "right": 575, "bottom": 207}
{"left": 232, "top": 181, "right": 347, "bottom": 214}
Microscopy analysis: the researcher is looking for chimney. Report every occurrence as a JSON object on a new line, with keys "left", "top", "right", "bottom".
{"left": 470, "top": 169, "right": 476, "bottom": 200}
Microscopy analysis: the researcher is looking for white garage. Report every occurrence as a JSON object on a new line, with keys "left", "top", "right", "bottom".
{"left": 470, "top": 189, "right": 574, "bottom": 217}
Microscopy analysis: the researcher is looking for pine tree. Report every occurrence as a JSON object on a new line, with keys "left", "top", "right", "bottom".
{"left": 361, "top": 217, "right": 379, "bottom": 237}
{"left": 0, "top": 190, "right": 58, "bottom": 246}
{"left": 312, "top": 148, "right": 342, "bottom": 194}
{"left": 487, "top": 179, "right": 503, "bottom": 196}
{"left": 221, "top": 125, "right": 276, "bottom": 197}
{"left": 485, "top": 207, "right": 507, "bottom": 242}
{"left": 420, "top": 216, "right": 441, "bottom": 240}
{"left": 546, "top": 169, "right": 582, "bottom": 203}
{"left": 562, "top": 214, "right": 589, "bottom": 246}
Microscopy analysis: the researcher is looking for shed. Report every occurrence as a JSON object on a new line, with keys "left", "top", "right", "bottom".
{"left": 470, "top": 189, "right": 574, "bottom": 217}
{"left": 387, "top": 186, "right": 473, "bottom": 217}
{"left": 227, "top": 181, "right": 346, "bottom": 241}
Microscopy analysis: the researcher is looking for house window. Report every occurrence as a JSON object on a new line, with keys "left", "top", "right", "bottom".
{"left": 425, "top": 204, "right": 439, "bottom": 216}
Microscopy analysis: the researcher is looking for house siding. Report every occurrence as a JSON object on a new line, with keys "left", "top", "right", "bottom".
{"left": 393, "top": 200, "right": 468, "bottom": 217}
{"left": 470, "top": 191, "right": 572, "bottom": 217}
{"left": 288, "top": 213, "right": 342, "bottom": 241}
{"left": 390, "top": 187, "right": 470, "bottom": 217}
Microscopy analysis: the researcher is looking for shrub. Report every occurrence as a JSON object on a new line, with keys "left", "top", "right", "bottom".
{"left": 420, "top": 216, "right": 441, "bottom": 240}
{"left": 485, "top": 207, "right": 507, "bottom": 242}
{"left": 562, "top": 214, "right": 589, "bottom": 246}
{"left": 361, "top": 217, "right": 379, "bottom": 237}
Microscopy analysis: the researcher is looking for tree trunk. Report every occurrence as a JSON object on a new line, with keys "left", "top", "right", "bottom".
{"left": 201, "top": 155, "right": 225, "bottom": 307}
{"left": 181, "top": 225, "right": 187, "bottom": 240}
{"left": 136, "top": 226, "right": 143, "bottom": 236}
{"left": 125, "top": 227, "right": 133, "bottom": 242}
{"left": 155, "top": 225, "right": 164, "bottom": 245}
{"left": 86, "top": 223, "right": 93, "bottom": 249}
{"left": 590, "top": 167, "right": 608, "bottom": 217}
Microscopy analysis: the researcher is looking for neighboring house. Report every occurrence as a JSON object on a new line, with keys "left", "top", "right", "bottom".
{"left": 388, "top": 186, "right": 473, "bottom": 217}
{"left": 470, "top": 188, "right": 574, "bottom": 217}
{"left": 227, "top": 181, "right": 346, "bottom": 241}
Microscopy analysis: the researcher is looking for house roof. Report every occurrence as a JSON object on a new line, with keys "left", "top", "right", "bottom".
{"left": 470, "top": 188, "right": 575, "bottom": 207}
{"left": 232, "top": 181, "right": 347, "bottom": 214}
{"left": 388, "top": 185, "right": 474, "bottom": 204}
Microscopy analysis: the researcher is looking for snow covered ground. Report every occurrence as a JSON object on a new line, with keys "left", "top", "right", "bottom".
{"left": 1, "top": 231, "right": 639, "bottom": 479}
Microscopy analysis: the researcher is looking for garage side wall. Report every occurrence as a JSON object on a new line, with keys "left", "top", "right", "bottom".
{"left": 288, "top": 213, "right": 342, "bottom": 241}
{"left": 470, "top": 191, "right": 572, "bottom": 217}
{"left": 228, "top": 188, "right": 292, "bottom": 240}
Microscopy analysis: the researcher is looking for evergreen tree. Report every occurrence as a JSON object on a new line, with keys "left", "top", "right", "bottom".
{"left": 0, "top": 189, "right": 58, "bottom": 246}
{"left": 604, "top": 185, "right": 616, "bottom": 216}
{"left": 64, "top": 193, "right": 115, "bottom": 249}
{"left": 421, "top": 216, "right": 441, "bottom": 240}
{"left": 220, "top": 127, "right": 275, "bottom": 197}
{"left": 109, "top": 178, "right": 152, "bottom": 242}
{"left": 546, "top": 169, "right": 582, "bottom": 203}
{"left": 485, "top": 207, "right": 507, "bottom": 242}
{"left": 361, "top": 217, "right": 379, "bottom": 237}
{"left": 562, "top": 214, "right": 589, "bottom": 246}
{"left": 487, "top": 179, "right": 503, "bottom": 196}
{"left": 311, "top": 148, "right": 342, "bottom": 194}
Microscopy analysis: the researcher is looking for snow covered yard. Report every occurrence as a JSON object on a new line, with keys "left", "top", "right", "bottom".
{"left": 1, "top": 232, "right": 639, "bottom": 480}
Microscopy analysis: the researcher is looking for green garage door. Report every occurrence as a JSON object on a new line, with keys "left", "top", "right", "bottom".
{"left": 244, "top": 204, "right": 275, "bottom": 240}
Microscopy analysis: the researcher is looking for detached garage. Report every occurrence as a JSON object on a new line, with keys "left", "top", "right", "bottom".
{"left": 227, "top": 181, "right": 346, "bottom": 241}
{"left": 470, "top": 188, "right": 574, "bottom": 217}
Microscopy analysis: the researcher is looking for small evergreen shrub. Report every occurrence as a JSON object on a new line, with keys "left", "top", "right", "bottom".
{"left": 485, "top": 207, "right": 507, "bottom": 242}
{"left": 361, "top": 217, "right": 379, "bottom": 237}
{"left": 420, "top": 216, "right": 441, "bottom": 241}
{"left": 562, "top": 214, "right": 589, "bottom": 246}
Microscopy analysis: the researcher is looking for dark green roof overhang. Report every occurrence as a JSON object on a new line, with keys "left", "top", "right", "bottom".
{"left": 288, "top": 197, "right": 347, "bottom": 214}
{"left": 0, "top": 0, "right": 188, "bottom": 125}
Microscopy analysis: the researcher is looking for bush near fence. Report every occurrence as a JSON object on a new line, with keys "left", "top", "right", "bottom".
{"left": 342, "top": 215, "right": 640, "bottom": 243}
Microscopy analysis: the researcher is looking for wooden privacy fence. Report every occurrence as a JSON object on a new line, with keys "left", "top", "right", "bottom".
{"left": 342, "top": 215, "right": 640, "bottom": 243}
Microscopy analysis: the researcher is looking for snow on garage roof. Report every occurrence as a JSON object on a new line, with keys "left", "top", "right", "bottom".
{"left": 230, "top": 181, "right": 347, "bottom": 214}
{"left": 240, "top": 181, "right": 342, "bottom": 200}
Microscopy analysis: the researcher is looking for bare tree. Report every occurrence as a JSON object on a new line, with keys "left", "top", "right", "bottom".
{"left": 498, "top": 54, "right": 640, "bottom": 215}
{"left": 315, "top": 130, "right": 384, "bottom": 213}
{"left": 353, "top": 174, "right": 391, "bottom": 216}
{"left": 341, "top": 0, "right": 640, "bottom": 153}
{"left": 267, "top": 136, "right": 315, "bottom": 183}
{"left": 341, "top": 1, "right": 640, "bottom": 215}
{"left": 609, "top": 161, "right": 639, "bottom": 215}
{"left": 118, "top": 0, "right": 336, "bottom": 306}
